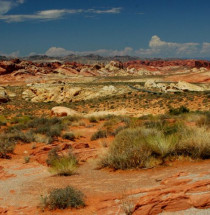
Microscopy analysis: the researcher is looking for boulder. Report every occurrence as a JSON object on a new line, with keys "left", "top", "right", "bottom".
{"left": 144, "top": 80, "right": 157, "bottom": 88}
{"left": 51, "top": 106, "right": 79, "bottom": 117}
{"left": 0, "top": 87, "right": 9, "bottom": 103}
{"left": 102, "top": 85, "right": 116, "bottom": 93}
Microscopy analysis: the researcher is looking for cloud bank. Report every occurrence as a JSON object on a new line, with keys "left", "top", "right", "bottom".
{"left": 44, "top": 36, "right": 210, "bottom": 58}
{"left": 0, "top": 0, "right": 121, "bottom": 22}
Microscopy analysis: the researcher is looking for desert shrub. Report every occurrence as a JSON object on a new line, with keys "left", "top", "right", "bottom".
{"left": 61, "top": 116, "right": 81, "bottom": 126}
{"left": 41, "top": 186, "right": 85, "bottom": 210}
{"left": 24, "top": 156, "right": 30, "bottom": 163}
{"left": 195, "top": 112, "right": 210, "bottom": 128}
{"left": 176, "top": 126, "right": 210, "bottom": 159}
{"left": 146, "top": 131, "right": 179, "bottom": 157}
{"left": 22, "top": 130, "right": 35, "bottom": 143}
{"left": 144, "top": 119, "right": 184, "bottom": 136}
{"left": 102, "top": 118, "right": 122, "bottom": 136}
{"left": 46, "top": 147, "right": 59, "bottom": 166}
{"left": 34, "top": 122, "right": 63, "bottom": 137}
{"left": 7, "top": 123, "right": 27, "bottom": 132}
{"left": 100, "top": 128, "right": 154, "bottom": 169}
{"left": 4, "top": 130, "right": 34, "bottom": 143}
{"left": 65, "top": 116, "right": 81, "bottom": 122}
{"left": 91, "top": 130, "right": 107, "bottom": 141}
{"left": 0, "top": 115, "right": 7, "bottom": 126}
{"left": 0, "top": 139, "right": 15, "bottom": 158}
{"left": 89, "top": 116, "right": 98, "bottom": 123}
{"left": 62, "top": 132, "right": 75, "bottom": 141}
{"left": 10, "top": 115, "right": 32, "bottom": 125}
{"left": 169, "top": 106, "right": 189, "bottom": 115}
{"left": 49, "top": 152, "right": 78, "bottom": 176}
{"left": 100, "top": 123, "right": 210, "bottom": 170}
{"left": 34, "top": 134, "right": 53, "bottom": 144}
{"left": 113, "top": 125, "right": 127, "bottom": 136}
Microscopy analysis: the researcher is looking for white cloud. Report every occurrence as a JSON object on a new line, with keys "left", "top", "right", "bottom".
{"left": 0, "top": 0, "right": 24, "bottom": 15}
{"left": 201, "top": 42, "right": 210, "bottom": 55}
{"left": 0, "top": 1, "right": 13, "bottom": 15}
{"left": 136, "top": 35, "right": 200, "bottom": 57}
{"left": 2, "top": 36, "right": 210, "bottom": 58}
{"left": 0, "top": 7, "right": 122, "bottom": 22}
{"left": 87, "top": 8, "right": 121, "bottom": 14}
{"left": 45, "top": 46, "right": 133, "bottom": 57}
{"left": 45, "top": 47, "right": 74, "bottom": 57}
{"left": 45, "top": 36, "right": 210, "bottom": 58}
{"left": 0, "top": 50, "right": 20, "bottom": 57}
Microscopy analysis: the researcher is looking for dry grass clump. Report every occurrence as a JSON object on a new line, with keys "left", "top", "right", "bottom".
{"left": 100, "top": 127, "right": 155, "bottom": 169}
{"left": 100, "top": 120, "right": 210, "bottom": 169}
{"left": 47, "top": 149, "right": 78, "bottom": 176}
{"left": 177, "top": 126, "right": 210, "bottom": 159}
{"left": 40, "top": 186, "right": 85, "bottom": 210}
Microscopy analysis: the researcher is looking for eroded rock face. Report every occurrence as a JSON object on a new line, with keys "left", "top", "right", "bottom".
{"left": 22, "top": 84, "right": 122, "bottom": 103}
{"left": 124, "top": 60, "right": 210, "bottom": 69}
{"left": 0, "top": 61, "right": 16, "bottom": 74}
{"left": 144, "top": 80, "right": 206, "bottom": 92}
{"left": 132, "top": 172, "right": 210, "bottom": 215}
{"left": 22, "top": 85, "right": 82, "bottom": 103}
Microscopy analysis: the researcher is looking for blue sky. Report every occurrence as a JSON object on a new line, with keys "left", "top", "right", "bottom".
{"left": 0, "top": 0, "right": 210, "bottom": 58}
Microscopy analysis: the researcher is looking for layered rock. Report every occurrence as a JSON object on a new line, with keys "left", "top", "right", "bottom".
{"left": 22, "top": 84, "right": 121, "bottom": 103}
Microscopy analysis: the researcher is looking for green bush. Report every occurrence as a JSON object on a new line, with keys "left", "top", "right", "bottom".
{"left": 100, "top": 122, "right": 210, "bottom": 170}
{"left": 41, "top": 186, "right": 85, "bottom": 210}
{"left": 62, "top": 132, "right": 75, "bottom": 141}
{"left": 10, "top": 115, "right": 32, "bottom": 124}
{"left": 169, "top": 106, "right": 189, "bottom": 115}
{"left": 0, "top": 115, "right": 7, "bottom": 126}
{"left": 91, "top": 130, "right": 107, "bottom": 141}
{"left": 0, "top": 139, "right": 15, "bottom": 158}
{"left": 89, "top": 116, "right": 98, "bottom": 123}
{"left": 100, "top": 128, "right": 155, "bottom": 169}
{"left": 7, "top": 117, "right": 65, "bottom": 144}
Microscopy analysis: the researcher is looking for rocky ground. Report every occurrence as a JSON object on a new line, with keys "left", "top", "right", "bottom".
{"left": 0, "top": 59, "right": 209, "bottom": 215}
{"left": 0, "top": 59, "right": 210, "bottom": 85}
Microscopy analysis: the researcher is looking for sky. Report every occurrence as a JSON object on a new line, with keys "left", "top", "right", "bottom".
{"left": 0, "top": 0, "right": 210, "bottom": 58}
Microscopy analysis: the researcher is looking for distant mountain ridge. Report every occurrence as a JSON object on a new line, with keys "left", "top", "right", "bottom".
{"left": 1, "top": 54, "right": 210, "bottom": 64}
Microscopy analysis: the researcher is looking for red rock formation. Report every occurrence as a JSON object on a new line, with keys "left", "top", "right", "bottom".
{"left": 124, "top": 60, "right": 210, "bottom": 69}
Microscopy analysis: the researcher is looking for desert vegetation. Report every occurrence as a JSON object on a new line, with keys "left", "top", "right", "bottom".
{"left": 41, "top": 186, "right": 85, "bottom": 210}
{"left": 0, "top": 82, "right": 209, "bottom": 214}
{"left": 100, "top": 111, "right": 210, "bottom": 169}
{"left": 47, "top": 148, "right": 78, "bottom": 176}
